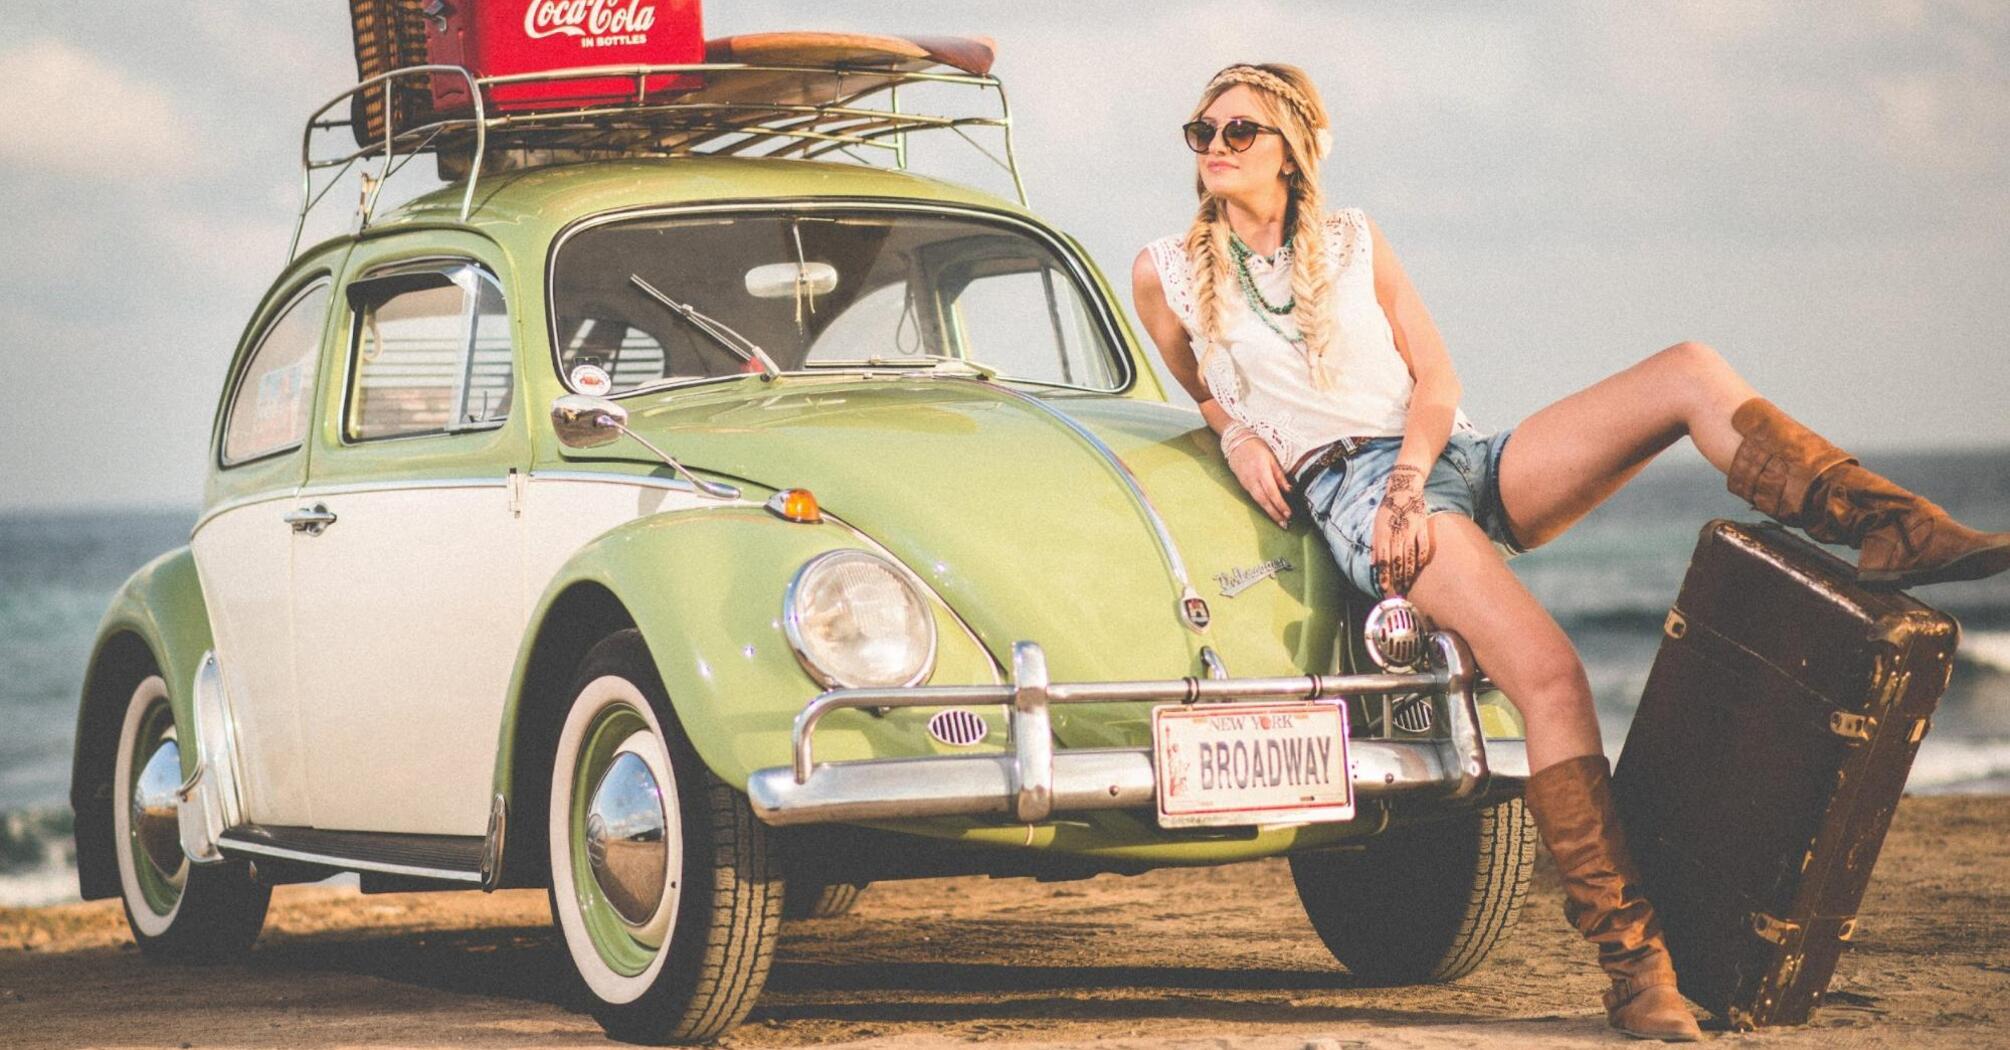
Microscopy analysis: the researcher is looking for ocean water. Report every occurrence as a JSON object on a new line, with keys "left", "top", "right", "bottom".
{"left": 4, "top": 445, "right": 2008, "bottom": 905}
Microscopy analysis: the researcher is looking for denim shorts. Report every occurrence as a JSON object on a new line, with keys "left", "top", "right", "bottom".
{"left": 1295, "top": 426, "right": 1529, "bottom": 599}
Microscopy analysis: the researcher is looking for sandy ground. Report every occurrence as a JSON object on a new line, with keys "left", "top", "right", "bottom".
{"left": 1, "top": 795, "right": 2005, "bottom": 1050}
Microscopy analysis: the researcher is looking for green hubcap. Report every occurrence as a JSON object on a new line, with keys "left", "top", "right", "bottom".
{"left": 129, "top": 703, "right": 187, "bottom": 916}
{"left": 569, "top": 703, "right": 675, "bottom": 977}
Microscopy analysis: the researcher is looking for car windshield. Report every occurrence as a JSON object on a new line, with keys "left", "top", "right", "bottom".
{"left": 550, "top": 208, "right": 1126, "bottom": 395}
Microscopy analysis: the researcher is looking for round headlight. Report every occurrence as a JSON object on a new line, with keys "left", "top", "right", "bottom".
{"left": 784, "top": 550, "right": 937, "bottom": 688}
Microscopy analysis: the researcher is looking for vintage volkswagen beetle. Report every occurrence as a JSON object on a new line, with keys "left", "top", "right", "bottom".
{"left": 70, "top": 34, "right": 1535, "bottom": 1045}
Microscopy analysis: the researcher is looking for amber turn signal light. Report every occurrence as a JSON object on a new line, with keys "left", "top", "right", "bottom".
{"left": 765, "top": 487, "right": 822, "bottom": 523}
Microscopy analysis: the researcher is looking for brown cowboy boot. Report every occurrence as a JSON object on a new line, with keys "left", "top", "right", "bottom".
{"left": 1524, "top": 754, "right": 1703, "bottom": 1042}
{"left": 1726, "top": 397, "right": 2010, "bottom": 588}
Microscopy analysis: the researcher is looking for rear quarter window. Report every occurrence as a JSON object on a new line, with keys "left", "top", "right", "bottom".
{"left": 221, "top": 281, "right": 331, "bottom": 466}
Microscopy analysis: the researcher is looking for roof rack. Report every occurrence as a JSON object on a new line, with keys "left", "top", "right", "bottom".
{"left": 291, "top": 33, "right": 1026, "bottom": 262}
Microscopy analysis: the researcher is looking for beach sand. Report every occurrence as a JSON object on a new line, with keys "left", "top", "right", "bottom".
{"left": 1, "top": 795, "right": 2005, "bottom": 1049}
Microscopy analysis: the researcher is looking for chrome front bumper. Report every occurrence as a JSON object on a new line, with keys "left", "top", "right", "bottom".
{"left": 746, "top": 632, "right": 1528, "bottom": 828}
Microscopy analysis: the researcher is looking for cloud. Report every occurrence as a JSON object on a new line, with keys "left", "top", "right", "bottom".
{"left": 0, "top": 38, "right": 207, "bottom": 179}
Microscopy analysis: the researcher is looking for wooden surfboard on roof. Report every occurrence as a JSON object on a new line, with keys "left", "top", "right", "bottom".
{"left": 668, "top": 32, "right": 1000, "bottom": 159}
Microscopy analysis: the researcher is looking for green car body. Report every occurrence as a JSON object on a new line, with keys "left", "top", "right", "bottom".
{"left": 74, "top": 155, "right": 1526, "bottom": 894}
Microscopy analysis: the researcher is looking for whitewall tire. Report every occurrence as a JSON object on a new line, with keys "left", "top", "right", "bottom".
{"left": 111, "top": 672, "right": 268, "bottom": 959}
{"left": 546, "top": 630, "right": 781, "bottom": 1044}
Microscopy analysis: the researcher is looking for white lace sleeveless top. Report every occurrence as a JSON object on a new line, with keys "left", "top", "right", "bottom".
{"left": 1145, "top": 207, "right": 1476, "bottom": 473}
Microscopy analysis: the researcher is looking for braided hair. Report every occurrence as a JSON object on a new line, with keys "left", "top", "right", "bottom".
{"left": 1182, "top": 63, "right": 1339, "bottom": 389}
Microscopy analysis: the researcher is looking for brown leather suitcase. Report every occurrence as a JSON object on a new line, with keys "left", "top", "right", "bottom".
{"left": 1612, "top": 518, "right": 1959, "bottom": 1029}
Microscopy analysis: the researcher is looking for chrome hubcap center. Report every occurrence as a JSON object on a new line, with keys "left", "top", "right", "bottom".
{"left": 585, "top": 750, "right": 669, "bottom": 927}
{"left": 132, "top": 738, "right": 187, "bottom": 890}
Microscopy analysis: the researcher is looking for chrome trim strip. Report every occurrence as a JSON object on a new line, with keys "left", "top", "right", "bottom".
{"left": 1199, "top": 646, "right": 1229, "bottom": 680}
{"left": 182, "top": 651, "right": 249, "bottom": 859}
{"left": 215, "top": 835, "right": 484, "bottom": 884}
{"left": 196, "top": 477, "right": 511, "bottom": 538}
{"left": 544, "top": 199, "right": 1137, "bottom": 402}
{"left": 293, "top": 476, "right": 510, "bottom": 499}
{"left": 972, "top": 381, "right": 1205, "bottom": 631}
{"left": 192, "top": 489, "right": 296, "bottom": 543}
{"left": 480, "top": 793, "right": 507, "bottom": 892}
{"left": 527, "top": 469, "right": 707, "bottom": 495}
{"left": 751, "top": 630, "right": 1498, "bottom": 827}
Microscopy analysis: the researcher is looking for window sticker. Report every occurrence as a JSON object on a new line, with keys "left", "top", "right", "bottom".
{"left": 570, "top": 362, "right": 612, "bottom": 396}
{"left": 247, "top": 358, "right": 309, "bottom": 451}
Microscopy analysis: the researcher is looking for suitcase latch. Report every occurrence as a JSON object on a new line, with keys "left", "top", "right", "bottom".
{"left": 1750, "top": 911, "right": 1803, "bottom": 945}
{"left": 1829, "top": 711, "right": 1876, "bottom": 742}
{"left": 1838, "top": 916, "right": 1859, "bottom": 941}
{"left": 1663, "top": 608, "right": 1687, "bottom": 639}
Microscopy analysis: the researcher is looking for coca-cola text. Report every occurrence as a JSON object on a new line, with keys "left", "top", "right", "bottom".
{"left": 523, "top": 0, "right": 658, "bottom": 42}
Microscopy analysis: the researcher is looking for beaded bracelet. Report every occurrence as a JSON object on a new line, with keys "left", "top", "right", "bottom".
{"left": 1220, "top": 423, "right": 1259, "bottom": 459}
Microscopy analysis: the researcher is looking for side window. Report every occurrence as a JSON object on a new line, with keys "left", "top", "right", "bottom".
{"left": 464, "top": 279, "right": 513, "bottom": 425}
{"left": 222, "top": 282, "right": 330, "bottom": 465}
{"left": 948, "top": 263, "right": 1115, "bottom": 388}
{"left": 345, "top": 266, "right": 512, "bottom": 442}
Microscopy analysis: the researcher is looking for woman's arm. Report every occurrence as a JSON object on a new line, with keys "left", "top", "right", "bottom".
{"left": 1132, "top": 247, "right": 1295, "bottom": 526}
{"left": 1131, "top": 248, "right": 1231, "bottom": 431}
{"left": 1367, "top": 213, "right": 1463, "bottom": 475}
{"left": 1365, "top": 212, "right": 1463, "bottom": 594}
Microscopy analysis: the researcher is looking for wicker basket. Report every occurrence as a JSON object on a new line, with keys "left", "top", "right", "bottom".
{"left": 348, "top": 0, "right": 434, "bottom": 147}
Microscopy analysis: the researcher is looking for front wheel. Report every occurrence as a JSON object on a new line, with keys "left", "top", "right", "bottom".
{"left": 112, "top": 671, "right": 269, "bottom": 960}
{"left": 1290, "top": 797, "right": 1534, "bottom": 984}
{"left": 547, "top": 630, "right": 782, "bottom": 1044}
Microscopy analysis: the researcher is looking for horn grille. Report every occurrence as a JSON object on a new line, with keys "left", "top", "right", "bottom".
{"left": 1391, "top": 694, "right": 1436, "bottom": 734}
{"left": 927, "top": 708, "right": 988, "bottom": 747}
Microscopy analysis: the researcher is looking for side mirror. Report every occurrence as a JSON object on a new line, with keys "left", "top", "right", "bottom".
{"left": 551, "top": 394, "right": 628, "bottom": 449}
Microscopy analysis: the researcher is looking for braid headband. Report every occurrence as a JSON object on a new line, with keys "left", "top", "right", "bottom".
{"left": 1204, "top": 65, "right": 1331, "bottom": 159}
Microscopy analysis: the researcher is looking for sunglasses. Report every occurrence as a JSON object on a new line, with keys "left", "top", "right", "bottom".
{"left": 1183, "top": 117, "right": 1283, "bottom": 154}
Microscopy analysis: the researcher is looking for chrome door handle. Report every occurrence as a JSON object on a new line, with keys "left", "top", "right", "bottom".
{"left": 283, "top": 503, "right": 338, "bottom": 536}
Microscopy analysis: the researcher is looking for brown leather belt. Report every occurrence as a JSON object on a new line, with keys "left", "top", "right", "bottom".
{"left": 1293, "top": 435, "right": 1381, "bottom": 483}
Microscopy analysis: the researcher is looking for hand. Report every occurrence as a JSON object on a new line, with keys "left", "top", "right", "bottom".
{"left": 1371, "top": 464, "right": 1435, "bottom": 596}
{"left": 1226, "top": 434, "right": 1294, "bottom": 528}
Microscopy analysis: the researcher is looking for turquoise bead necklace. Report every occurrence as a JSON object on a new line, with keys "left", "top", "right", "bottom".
{"left": 1228, "top": 229, "right": 1304, "bottom": 348}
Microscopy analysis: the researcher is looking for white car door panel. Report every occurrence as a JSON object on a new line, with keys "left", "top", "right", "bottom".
{"left": 190, "top": 496, "right": 316, "bottom": 826}
{"left": 290, "top": 480, "right": 525, "bottom": 835}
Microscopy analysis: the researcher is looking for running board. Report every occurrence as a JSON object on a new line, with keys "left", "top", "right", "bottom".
{"left": 217, "top": 825, "right": 486, "bottom": 886}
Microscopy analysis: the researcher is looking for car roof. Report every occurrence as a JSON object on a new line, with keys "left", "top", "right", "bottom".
{"left": 362, "top": 155, "right": 1036, "bottom": 244}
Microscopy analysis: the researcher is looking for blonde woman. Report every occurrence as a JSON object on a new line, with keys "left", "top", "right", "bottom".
{"left": 1131, "top": 62, "right": 2010, "bottom": 1041}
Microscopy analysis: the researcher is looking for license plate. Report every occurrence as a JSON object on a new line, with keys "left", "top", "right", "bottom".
{"left": 1152, "top": 701, "right": 1353, "bottom": 828}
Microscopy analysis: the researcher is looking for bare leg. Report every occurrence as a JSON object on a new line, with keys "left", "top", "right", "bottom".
{"left": 1495, "top": 341, "right": 1760, "bottom": 551}
{"left": 1410, "top": 515, "right": 1703, "bottom": 1037}
{"left": 1407, "top": 513, "right": 1601, "bottom": 773}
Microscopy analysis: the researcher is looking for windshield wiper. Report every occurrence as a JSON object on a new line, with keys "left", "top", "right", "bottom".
{"left": 812, "top": 353, "right": 998, "bottom": 379}
{"left": 628, "top": 274, "right": 782, "bottom": 381}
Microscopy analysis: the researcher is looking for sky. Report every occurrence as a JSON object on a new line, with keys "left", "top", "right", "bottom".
{"left": 2, "top": 1, "right": 2007, "bottom": 511}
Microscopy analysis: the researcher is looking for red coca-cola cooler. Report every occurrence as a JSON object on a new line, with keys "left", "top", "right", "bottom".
{"left": 424, "top": 0, "right": 705, "bottom": 113}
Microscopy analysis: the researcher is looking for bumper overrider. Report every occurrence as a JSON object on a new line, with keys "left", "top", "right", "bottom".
{"left": 746, "top": 630, "right": 1529, "bottom": 827}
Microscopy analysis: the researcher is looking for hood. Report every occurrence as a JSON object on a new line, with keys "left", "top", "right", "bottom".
{"left": 616, "top": 377, "right": 1347, "bottom": 684}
